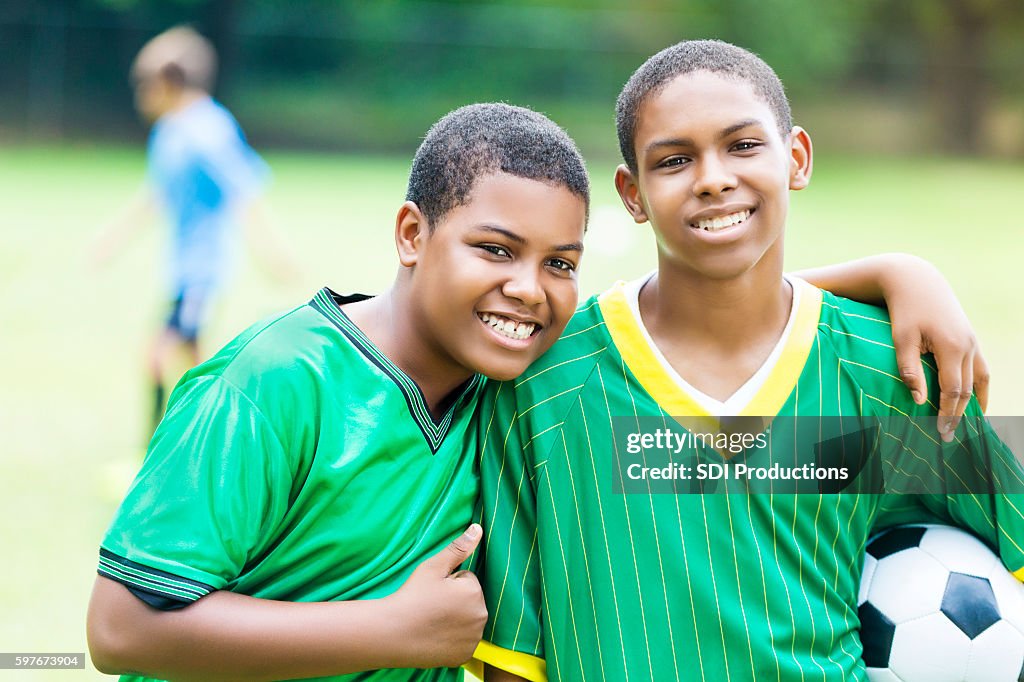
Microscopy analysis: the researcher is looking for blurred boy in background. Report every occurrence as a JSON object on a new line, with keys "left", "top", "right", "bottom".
{"left": 93, "top": 25, "right": 294, "bottom": 433}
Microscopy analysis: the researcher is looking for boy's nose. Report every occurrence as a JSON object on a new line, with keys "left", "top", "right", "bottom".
{"left": 692, "top": 155, "right": 737, "bottom": 197}
{"left": 502, "top": 266, "right": 545, "bottom": 306}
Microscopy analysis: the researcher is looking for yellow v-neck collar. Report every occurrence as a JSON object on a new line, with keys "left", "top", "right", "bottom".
{"left": 598, "top": 277, "right": 822, "bottom": 418}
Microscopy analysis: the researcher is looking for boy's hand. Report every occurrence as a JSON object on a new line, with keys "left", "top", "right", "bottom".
{"left": 894, "top": 322, "right": 989, "bottom": 442}
{"left": 885, "top": 256, "right": 990, "bottom": 442}
{"left": 386, "top": 524, "right": 487, "bottom": 668}
{"left": 795, "top": 254, "right": 990, "bottom": 442}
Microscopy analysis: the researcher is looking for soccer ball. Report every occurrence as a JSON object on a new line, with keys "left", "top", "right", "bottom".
{"left": 858, "top": 524, "right": 1024, "bottom": 681}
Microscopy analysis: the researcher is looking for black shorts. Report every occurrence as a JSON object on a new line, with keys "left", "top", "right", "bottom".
{"left": 166, "top": 286, "right": 213, "bottom": 342}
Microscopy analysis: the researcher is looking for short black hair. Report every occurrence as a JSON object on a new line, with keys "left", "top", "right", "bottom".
{"left": 406, "top": 103, "right": 590, "bottom": 227}
{"left": 616, "top": 40, "right": 792, "bottom": 173}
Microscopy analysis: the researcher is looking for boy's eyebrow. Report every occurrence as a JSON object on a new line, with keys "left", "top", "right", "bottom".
{"left": 644, "top": 137, "right": 694, "bottom": 154}
{"left": 644, "top": 118, "right": 766, "bottom": 155}
{"left": 476, "top": 225, "right": 583, "bottom": 252}
{"left": 477, "top": 225, "right": 526, "bottom": 244}
{"left": 718, "top": 118, "right": 764, "bottom": 139}
{"left": 553, "top": 241, "right": 584, "bottom": 253}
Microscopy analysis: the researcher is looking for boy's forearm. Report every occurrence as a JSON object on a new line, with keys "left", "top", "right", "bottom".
{"left": 87, "top": 576, "right": 413, "bottom": 681}
{"left": 794, "top": 254, "right": 903, "bottom": 305}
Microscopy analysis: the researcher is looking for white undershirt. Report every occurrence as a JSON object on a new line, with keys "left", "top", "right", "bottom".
{"left": 623, "top": 271, "right": 802, "bottom": 416}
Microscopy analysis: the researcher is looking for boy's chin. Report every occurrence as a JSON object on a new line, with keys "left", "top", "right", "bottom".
{"left": 478, "top": 363, "right": 529, "bottom": 382}
{"left": 681, "top": 249, "right": 775, "bottom": 282}
{"left": 465, "top": 333, "right": 561, "bottom": 381}
{"left": 471, "top": 353, "right": 540, "bottom": 382}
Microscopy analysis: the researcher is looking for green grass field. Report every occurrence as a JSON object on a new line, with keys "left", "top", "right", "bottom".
{"left": 1, "top": 145, "right": 1020, "bottom": 680}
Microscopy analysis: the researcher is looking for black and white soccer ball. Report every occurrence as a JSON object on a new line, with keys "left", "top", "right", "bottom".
{"left": 858, "top": 524, "right": 1024, "bottom": 681}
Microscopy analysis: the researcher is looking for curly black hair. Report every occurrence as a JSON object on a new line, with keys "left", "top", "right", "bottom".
{"left": 406, "top": 103, "right": 589, "bottom": 228}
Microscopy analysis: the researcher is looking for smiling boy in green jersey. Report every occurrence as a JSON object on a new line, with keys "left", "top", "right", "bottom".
{"left": 87, "top": 103, "right": 589, "bottom": 681}
{"left": 474, "top": 42, "right": 1021, "bottom": 681}
{"left": 87, "top": 98, "right": 985, "bottom": 680}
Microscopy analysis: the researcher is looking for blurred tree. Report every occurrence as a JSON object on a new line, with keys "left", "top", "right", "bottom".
{"left": 197, "top": 0, "right": 240, "bottom": 91}
{"left": 875, "top": 0, "right": 1024, "bottom": 153}
{"left": 2, "top": 0, "right": 1019, "bottom": 154}
{"left": 700, "top": 0, "right": 863, "bottom": 89}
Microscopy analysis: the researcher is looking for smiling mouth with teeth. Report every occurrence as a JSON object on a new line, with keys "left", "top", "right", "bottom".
{"left": 479, "top": 313, "right": 539, "bottom": 340}
{"left": 692, "top": 208, "right": 753, "bottom": 232}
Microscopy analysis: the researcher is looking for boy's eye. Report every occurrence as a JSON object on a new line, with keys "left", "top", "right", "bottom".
{"left": 479, "top": 244, "right": 511, "bottom": 258}
{"left": 547, "top": 258, "right": 576, "bottom": 273}
{"left": 731, "top": 140, "right": 762, "bottom": 152}
{"left": 658, "top": 156, "right": 689, "bottom": 169}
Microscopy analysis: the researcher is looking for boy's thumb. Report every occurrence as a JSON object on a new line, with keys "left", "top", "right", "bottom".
{"left": 430, "top": 524, "right": 483, "bottom": 576}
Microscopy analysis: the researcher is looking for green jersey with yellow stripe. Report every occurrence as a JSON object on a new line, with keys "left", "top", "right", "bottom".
{"left": 473, "top": 276, "right": 1024, "bottom": 681}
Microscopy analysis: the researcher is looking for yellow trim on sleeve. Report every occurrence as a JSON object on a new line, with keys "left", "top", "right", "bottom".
{"left": 463, "top": 658, "right": 484, "bottom": 680}
{"left": 1013, "top": 565, "right": 1024, "bottom": 583}
{"left": 472, "top": 640, "right": 547, "bottom": 682}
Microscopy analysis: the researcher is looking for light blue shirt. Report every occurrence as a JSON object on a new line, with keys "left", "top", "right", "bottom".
{"left": 148, "top": 97, "right": 268, "bottom": 292}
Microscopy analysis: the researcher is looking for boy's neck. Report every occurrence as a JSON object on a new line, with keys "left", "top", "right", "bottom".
{"left": 341, "top": 286, "right": 474, "bottom": 418}
{"left": 638, "top": 252, "right": 792, "bottom": 402}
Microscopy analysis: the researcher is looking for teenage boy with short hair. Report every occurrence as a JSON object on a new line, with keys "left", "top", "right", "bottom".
{"left": 475, "top": 41, "right": 1022, "bottom": 681}
{"left": 87, "top": 102, "right": 590, "bottom": 682}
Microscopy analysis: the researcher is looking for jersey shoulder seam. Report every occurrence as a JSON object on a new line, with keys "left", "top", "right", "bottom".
{"left": 218, "top": 305, "right": 310, "bottom": 367}
{"left": 530, "top": 340, "right": 616, "bottom": 470}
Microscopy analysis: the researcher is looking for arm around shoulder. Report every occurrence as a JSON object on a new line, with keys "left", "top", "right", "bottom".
{"left": 797, "top": 252, "right": 989, "bottom": 432}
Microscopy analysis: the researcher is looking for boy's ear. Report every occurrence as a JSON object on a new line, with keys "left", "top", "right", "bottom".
{"left": 788, "top": 126, "right": 813, "bottom": 190}
{"left": 614, "top": 165, "right": 649, "bottom": 224}
{"left": 395, "top": 201, "right": 430, "bottom": 267}
{"left": 158, "top": 62, "right": 187, "bottom": 89}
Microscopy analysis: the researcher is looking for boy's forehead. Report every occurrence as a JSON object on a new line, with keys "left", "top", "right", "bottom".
{"left": 459, "top": 171, "right": 574, "bottom": 209}
{"left": 435, "top": 171, "right": 586, "bottom": 238}
{"left": 637, "top": 71, "right": 778, "bottom": 141}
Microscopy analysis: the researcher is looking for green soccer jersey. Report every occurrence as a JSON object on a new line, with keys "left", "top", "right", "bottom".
{"left": 98, "top": 289, "right": 482, "bottom": 682}
{"left": 474, "top": 277, "right": 1024, "bottom": 681}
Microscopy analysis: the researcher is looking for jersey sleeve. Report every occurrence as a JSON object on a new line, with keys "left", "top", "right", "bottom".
{"left": 472, "top": 380, "right": 548, "bottom": 681}
{"left": 872, "top": 381, "right": 1024, "bottom": 580}
{"left": 98, "top": 374, "right": 293, "bottom": 609}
